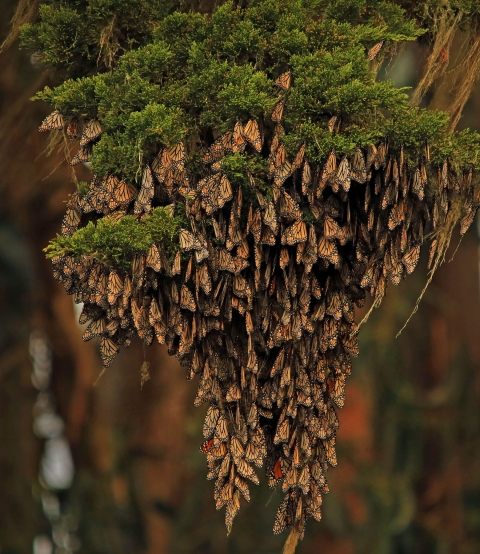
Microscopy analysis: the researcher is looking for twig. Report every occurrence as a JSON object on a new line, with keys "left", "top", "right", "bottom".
{"left": 282, "top": 526, "right": 301, "bottom": 554}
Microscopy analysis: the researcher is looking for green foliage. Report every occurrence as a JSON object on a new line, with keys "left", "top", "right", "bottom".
{"left": 92, "top": 103, "right": 187, "bottom": 181}
{"left": 21, "top": 0, "right": 179, "bottom": 75}
{"left": 21, "top": 5, "right": 90, "bottom": 74}
{"left": 21, "top": 0, "right": 480, "bottom": 262}
{"left": 44, "top": 207, "right": 185, "bottom": 269}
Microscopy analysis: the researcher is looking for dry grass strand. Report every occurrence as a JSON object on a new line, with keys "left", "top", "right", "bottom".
{"left": 410, "top": 9, "right": 462, "bottom": 107}
{"left": 0, "top": 0, "right": 38, "bottom": 53}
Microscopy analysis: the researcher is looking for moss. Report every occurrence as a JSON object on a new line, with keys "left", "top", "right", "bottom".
{"left": 20, "top": 0, "right": 480, "bottom": 273}
{"left": 44, "top": 207, "right": 185, "bottom": 270}
{"left": 26, "top": 0, "right": 480, "bottom": 177}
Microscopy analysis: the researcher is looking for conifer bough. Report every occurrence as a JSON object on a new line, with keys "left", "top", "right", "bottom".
{"left": 22, "top": 0, "right": 480, "bottom": 548}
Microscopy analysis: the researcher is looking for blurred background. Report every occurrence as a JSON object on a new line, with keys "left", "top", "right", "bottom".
{"left": 1, "top": 4, "right": 480, "bottom": 553}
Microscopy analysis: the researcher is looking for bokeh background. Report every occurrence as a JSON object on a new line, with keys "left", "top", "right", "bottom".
{"left": 1, "top": 5, "right": 480, "bottom": 554}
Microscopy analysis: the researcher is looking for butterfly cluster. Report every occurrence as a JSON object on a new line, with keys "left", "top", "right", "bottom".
{"left": 41, "top": 68, "right": 479, "bottom": 537}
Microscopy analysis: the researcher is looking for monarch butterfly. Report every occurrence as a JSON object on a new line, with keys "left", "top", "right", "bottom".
{"left": 366, "top": 143, "right": 377, "bottom": 169}
{"left": 400, "top": 225, "right": 408, "bottom": 252}
{"left": 107, "top": 272, "right": 123, "bottom": 305}
{"left": 100, "top": 336, "right": 120, "bottom": 367}
{"left": 180, "top": 285, "right": 196, "bottom": 312}
{"left": 243, "top": 119, "right": 262, "bottom": 152}
{"left": 387, "top": 252, "right": 403, "bottom": 286}
{"left": 376, "top": 140, "right": 387, "bottom": 169}
{"left": 260, "top": 225, "right": 276, "bottom": 246}
{"left": 132, "top": 253, "right": 146, "bottom": 289}
{"left": 216, "top": 452, "right": 231, "bottom": 478}
{"left": 273, "top": 143, "right": 287, "bottom": 168}
{"left": 151, "top": 147, "right": 165, "bottom": 180}
{"left": 210, "top": 439, "right": 228, "bottom": 460}
{"left": 200, "top": 438, "right": 214, "bottom": 453}
{"left": 282, "top": 220, "right": 307, "bottom": 245}
{"left": 368, "top": 41, "right": 384, "bottom": 60}
{"left": 275, "top": 71, "right": 291, "bottom": 91}
{"left": 231, "top": 274, "right": 248, "bottom": 299}
{"left": 273, "top": 495, "right": 289, "bottom": 534}
{"left": 301, "top": 161, "right": 312, "bottom": 197}
{"left": 341, "top": 332, "right": 359, "bottom": 357}
{"left": 243, "top": 437, "right": 262, "bottom": 468}
{"left": 178, "top": 228, "right": 201, "bottom": 252}
{"left": 232, "top": 121, "right": 246, "bottom": 153}
{"left": 273, "top": 160, "right": 293, "bottom": 187}
{"left": 263, "top": 201, "right": 278, "bottom": 233}
{"left": 235, "top": 238, "right": 249, "bottom": 260}
{"left": 70, "top": 144, "right": 92, "bottom": 165}
{"left": 39, "top": 111, "right": 64, "bottom": 132}
{"left": 248, "top": 209, "right": 261, "bottom": 244}
{"left": 327, "top": 115, "right": 339, "bottom": 133}
{"left": 402, "top": 245, "right": 421, "bottom": 274}
{"left": 82, "top": 317, "right": 106, "bottom": 342}
{"left": 292, "top": 143, "right": 305, "bottom": 172}
{"left": 323, "top": 216, "right": 341, "bottom": 240}
{"left": 227, "top": 216, "right": 243, "bottom": 247}
{"left": 112, "top": 179, "right": 137, "bottom": 209}
{"left": 171, "top": 251, "right": 181, "bottom": 276}
{"left": 80, "top": 119, "right": 102, "bottom": 146}
{"left": 214, "top": 414, "right": 229, "bottom": 442}
{"left": 183, "top": 256, "right": 193, "bottom": 284}
{"left": 101, "top": 174, "right": 119, "bottom": 204}
{"left": 270, "top": 348, "right": 285, "bottom": 377}
{"left": 317, "top": 236, "right": 340, "bottom": 266}
{"left": 145, "top": 244, "right": 162, "bottom": 272}
{"left": 66, "top": 118, "right": 81, "bottom": 139}
{"left": 282, "top": 466, "right": 298, "bottom": 493}
{"left": 350, "top": 147, "right": 367, "bottom": 183}
{"left": 230, "top": 436, "right": 245, "bottom": 461}
{"left": 121, "top": 273, "right": 132, "bottom": 308}
{"left": 271, "top": 98, "right": 285, "bottom": 122}
{"left": 216, "top": 248, "right": 236, "bottom": 273}
{"left": 274, "top": 417, "right": 290, "bottom": 445}
{"left": 310, "top": 276, "right": 322, "bottom": 300}
{"left": 206, "top": 174, "right": 233, "bottom": 215}
{"left": 325, "top": 291, "right": 342, "bottom": 321}
{"left": 447, "top": 170, "right": 460, "bottom": 193}
{"left": 460, "top": 207, "right": 477, "bottom": 235}
{"left": 61, "top": 207, "right": 81, "bottom": 236}
{"left": 269, "top": 134, "right": 280, "bottom": 167}
{"left": 148, "top": 296, "right": 163, "bottom": 325}
{"left": 161, "top": 142, "right": 185, "bottom": 170}
{"left": 236, "top": 458, "right": 259, "bottom": 484}
{"left": 360, "top": 265, "right": 376, "bottom": 288}
{"left": 388, "top": 199, "right": 404, "bottom": 231}
{"left": 381, "top": 182, "right": 396, "bottom": 210}
{"left": 335, "top": 156, "right": 351, "bottom": 192}
{"left": 324, "top": 438, "right": 337, "bottom": 467}
{"left": 215, "top": 480, "right": 233, "bottom": 510}
{"left": 278, "top": 191, "right": 301, "bottom": 220}
{"left": 132, "top": 300, "right": 151, "bottom": 337}
{"left": 411, "top": 167, "right": 424, "bottom": 200}
{"left": 205, "top": 132, "right": 234, "bottom": 163}
{"left": 202, "top": 148, "right": 214, "bottom": 166}
{"left": 320, "top": 149, "right": 337, "bottom": 185}
{"left": 94, "top": 270, "right": 108, "bottom": 297}
{"left": 196, "top": 263, "right": 212, "bottom": 296}
{"left": 133, "top": 165, "right": 154, "bottom": 215}
{"left": 298, "top": 465, "right": 311, "bottom": 495}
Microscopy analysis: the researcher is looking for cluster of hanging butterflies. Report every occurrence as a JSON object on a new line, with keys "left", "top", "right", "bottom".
{"left": 40, "top": 65, "right": 479, "bottom": 538}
